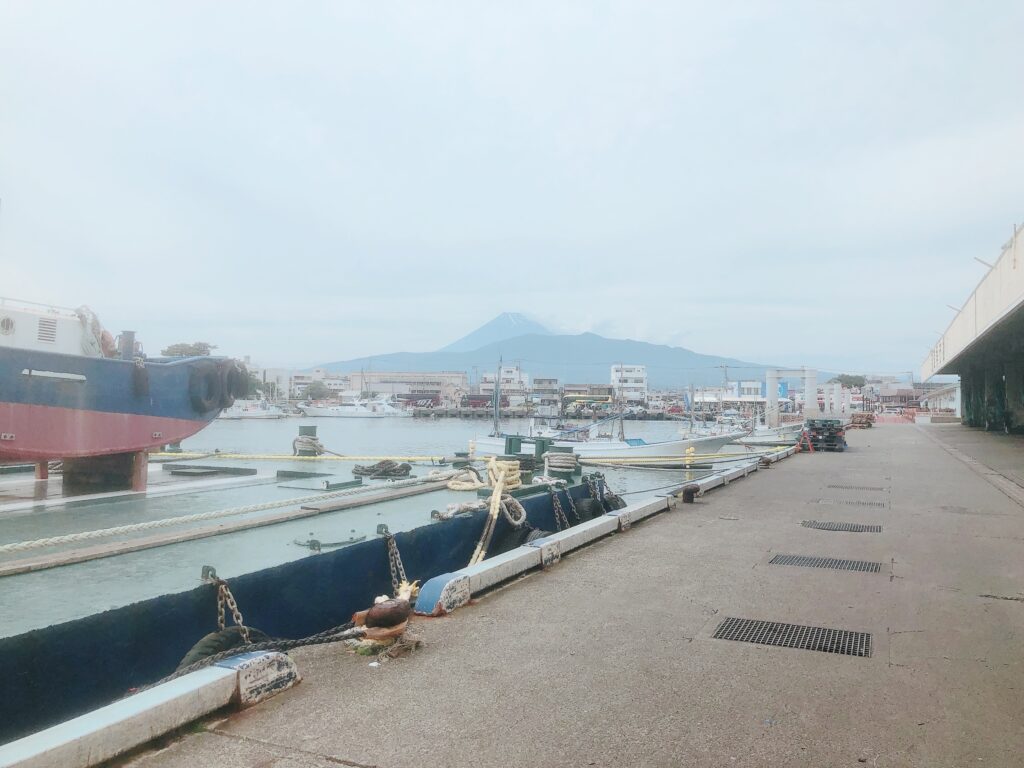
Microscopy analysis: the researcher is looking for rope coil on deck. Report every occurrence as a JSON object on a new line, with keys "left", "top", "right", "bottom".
{"left": 487, "top": 458, "right": 522, "bottom": 491}
{"left": 291, "top": 434, "right": 326, "bottom": 456}
{"left": 543, "top": 452, "right": 579, "bottom": 472}
{"left": 446, "top": 466, "right": 486, "bottom": 491}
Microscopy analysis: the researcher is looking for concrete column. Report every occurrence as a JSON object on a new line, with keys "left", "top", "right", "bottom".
{"left": 766, "top": 370, "right": 780, "bottom": 428}
{"left": 833, "top": 383, "right": 842, "bottom": 416}
{"left": 803, "top": 370, "right": 818, "bottom": 418}
{"left": 1004, "top": 360, "right": 1023, "bottom": 432}
{"left": 982, "top": 364, "right": 1006, "bottom": 431}
{"left": 35, "top": 462, "right": 49, "bottom": 481}
{"left": 963, "top": 367, "right": 983, "bottom": 427}
{"left": 131, "top": 451, "right": 148, "bottom": 492}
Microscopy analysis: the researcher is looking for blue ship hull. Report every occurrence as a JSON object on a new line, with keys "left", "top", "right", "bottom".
{"left": 0, "top": 348, "right": 242, "bottom": 460}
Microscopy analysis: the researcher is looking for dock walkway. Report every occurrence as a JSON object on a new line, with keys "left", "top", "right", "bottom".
{"left": 130, "top": 424, "right": 1024, "bottom": 767}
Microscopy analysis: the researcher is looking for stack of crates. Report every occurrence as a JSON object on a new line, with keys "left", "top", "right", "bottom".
{"left": 805, "top": 418, "right": 847, "bottom": 452}
{"left": 850, "top": 412, "right": 875, "bottom": 429}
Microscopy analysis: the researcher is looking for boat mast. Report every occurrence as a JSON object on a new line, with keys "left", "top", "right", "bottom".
{"left": 491, "top": 359, "right": 501, "bottom": 437}
{"left": 689, "top": 382, "right": 695, "bottom": 434}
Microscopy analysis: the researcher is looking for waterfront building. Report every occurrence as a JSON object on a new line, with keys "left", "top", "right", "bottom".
{"left": 610, "top": 365, "right": 647, "bottom": 404}
{"left": 920, "top": 382, "right": 961, "bottom": 416}
{"left": 480, "top": 365, "right": 530, "bottom": 406}
{"left": 531, "top": 377, "right": 561, "bottom": 409}
{"left": 349, "top": 371, "right": 468, "bottom": 406}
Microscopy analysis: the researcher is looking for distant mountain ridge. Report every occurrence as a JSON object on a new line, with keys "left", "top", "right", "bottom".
{"left": 440, "top": 312, "right": 550, "bottom": 353}
{"left": 319, "top": 315, "right": 783, "bottom": 388}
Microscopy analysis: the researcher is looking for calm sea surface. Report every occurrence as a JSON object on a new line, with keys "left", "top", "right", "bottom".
{"left": 0, "top": 417, "right": 708, "bottom": 637}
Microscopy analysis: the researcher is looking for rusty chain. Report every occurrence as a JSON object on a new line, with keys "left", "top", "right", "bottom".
{"left": 215, "top": 579, "right": 251, "bottom": 644}
{"left": 548, "top": 487, "right": 571, "bottom": 531}
{"left": 560, "top": 483, "right": 580, "bottom": 522}
{"left": 130, "top": 621, "right": 363, "bottom": 697}
{"left": 384, "top": 534, "right": 407, "bottom": 595}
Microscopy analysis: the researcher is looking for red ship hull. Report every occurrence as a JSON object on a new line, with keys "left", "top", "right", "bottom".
{"left": 0, "top": 402, "right": 210, "bottom": 461}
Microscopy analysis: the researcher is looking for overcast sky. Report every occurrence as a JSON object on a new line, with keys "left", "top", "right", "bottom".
{"left": 1, "top": 2, "right": 1021, "bottom": 375}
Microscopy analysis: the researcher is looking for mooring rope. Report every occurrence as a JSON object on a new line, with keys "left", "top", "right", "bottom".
{"left": 0, "top": 471, "right": 458, "bottom": 554}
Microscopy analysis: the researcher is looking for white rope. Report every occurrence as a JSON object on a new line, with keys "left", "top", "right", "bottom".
{"left": 292, "top": 434, "right": 326, "bottom": 456}
{"left": 487, "top": 458, "right": 521, "bottom": 490}
{"left": 500, "top": 495, "right": 528, "bottom": 527}
{"left": 446, "top": 466, "right": 486, "bottom": 491}
{"left": 0, "top": 471, "right": 458, "bottom": 554}
{"left": 468, "top": 461, "right": 506, "bottom": 566}
{"left": 543, "top": 451, "right": 578, "bottom": 471}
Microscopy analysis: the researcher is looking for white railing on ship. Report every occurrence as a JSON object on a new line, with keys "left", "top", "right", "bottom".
{"left": 0, "top": 296, "right": 80, "bottom": 315}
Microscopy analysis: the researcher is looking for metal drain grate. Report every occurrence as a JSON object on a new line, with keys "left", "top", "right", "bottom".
{"left": 827, "top": 484, "right": 887, "bottom": 492}
{"left": 770, "top": 554, "right": 881, "bottom": 572}
{"left": 802, "top": 520, "right": 882, "bottom": 533}
{"left": 817, "top": 499, "right": 888, "bottom": 508}
{"left": 713, "top": 617, "right": 872, "bottom": 657}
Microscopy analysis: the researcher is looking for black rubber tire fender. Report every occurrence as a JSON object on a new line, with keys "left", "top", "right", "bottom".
{"left": 525, "top": 527, "right": 552, "bottom": 543}
{"left": 605, "top": 493, "right": 627, "bottom": 511}
{"left": 219, "top": 365, "right": 236, "bottom": 409}
{"left": 574, "top": 497, "right": 605, "bottom": 521}
{"left": 189, "top": 363, "right": 223, "bottom": 413}
{"left": 131, "top": 364, "right": 150, "bottom": 397}
{"left": 176, "top": 626, "right": 270, "bottom": 670}
{"left": 222, "top": 363, "right": 247, "bottom": 408}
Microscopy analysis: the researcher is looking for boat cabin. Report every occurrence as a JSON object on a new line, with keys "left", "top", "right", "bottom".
{"left": 0, "top": 298, "right": 108, "bottom": 357}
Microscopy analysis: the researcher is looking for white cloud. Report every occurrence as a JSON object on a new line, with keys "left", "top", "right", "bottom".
{"left": 1, "top": 1, "right": 1021, "bottom": 372}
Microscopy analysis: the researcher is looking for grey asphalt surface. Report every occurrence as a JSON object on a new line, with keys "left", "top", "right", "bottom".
{"left": 127, "top": 423, "right": 1024, "bottom": 768}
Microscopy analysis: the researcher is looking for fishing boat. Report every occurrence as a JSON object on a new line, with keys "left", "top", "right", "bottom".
{"left": 0, "top": 298, "right": 244, "bottom": 461}
{"left": 365, "top": 398, "right": 413, "bottom": 417}
{"left": 733, "top": 421, "right": 805, "bottom": 446}
{"left": 297, "top": 400, "right": 386, "bottom": 418}
{"left": 218, "top": 399, "right": 287, "bottom": 420}
{"left": 472, "top": 367, "right": 745, "bottom": 459}
{"left": 474, "top": 415, "right": 744, "bottom": 458}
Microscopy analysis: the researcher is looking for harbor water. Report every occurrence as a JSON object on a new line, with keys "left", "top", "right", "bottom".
{"left": 0, "top": 417, "right": 731, "bottom": 638}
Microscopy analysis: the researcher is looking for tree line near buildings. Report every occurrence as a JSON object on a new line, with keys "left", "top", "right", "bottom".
{"left": 160, "top": 341, "right": 217, "bottom": 357}
{"left": 161, "top": 340, "right": 870, "bottom": 400}
{"left": 827, "top": 374, "right": 866, "bottom": 388}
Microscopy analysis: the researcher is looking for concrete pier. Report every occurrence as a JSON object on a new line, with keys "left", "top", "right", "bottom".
{"left": 123, "top": 423, "right": 1024, "bottom": 767}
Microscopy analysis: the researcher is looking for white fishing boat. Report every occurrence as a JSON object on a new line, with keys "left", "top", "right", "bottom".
{"left": 365, "top": 398, "right": 413, "bottom": 417}
{"left": 473, "top": 427, "right": 745, "bottom": 459}
{"left": 474, "top": 406, "right": 744, "bottom": 459}
{"left": 473, "top": 361, "right": 746, "bottom": 459}
{"left": 217, "top": 399, "right": 287, "bottom": 420}
{"left": 733, "top": 421, "right": 804, "bottom": 446}
{"left": 296, "top": 400, "right": 386, "bottom": 418}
